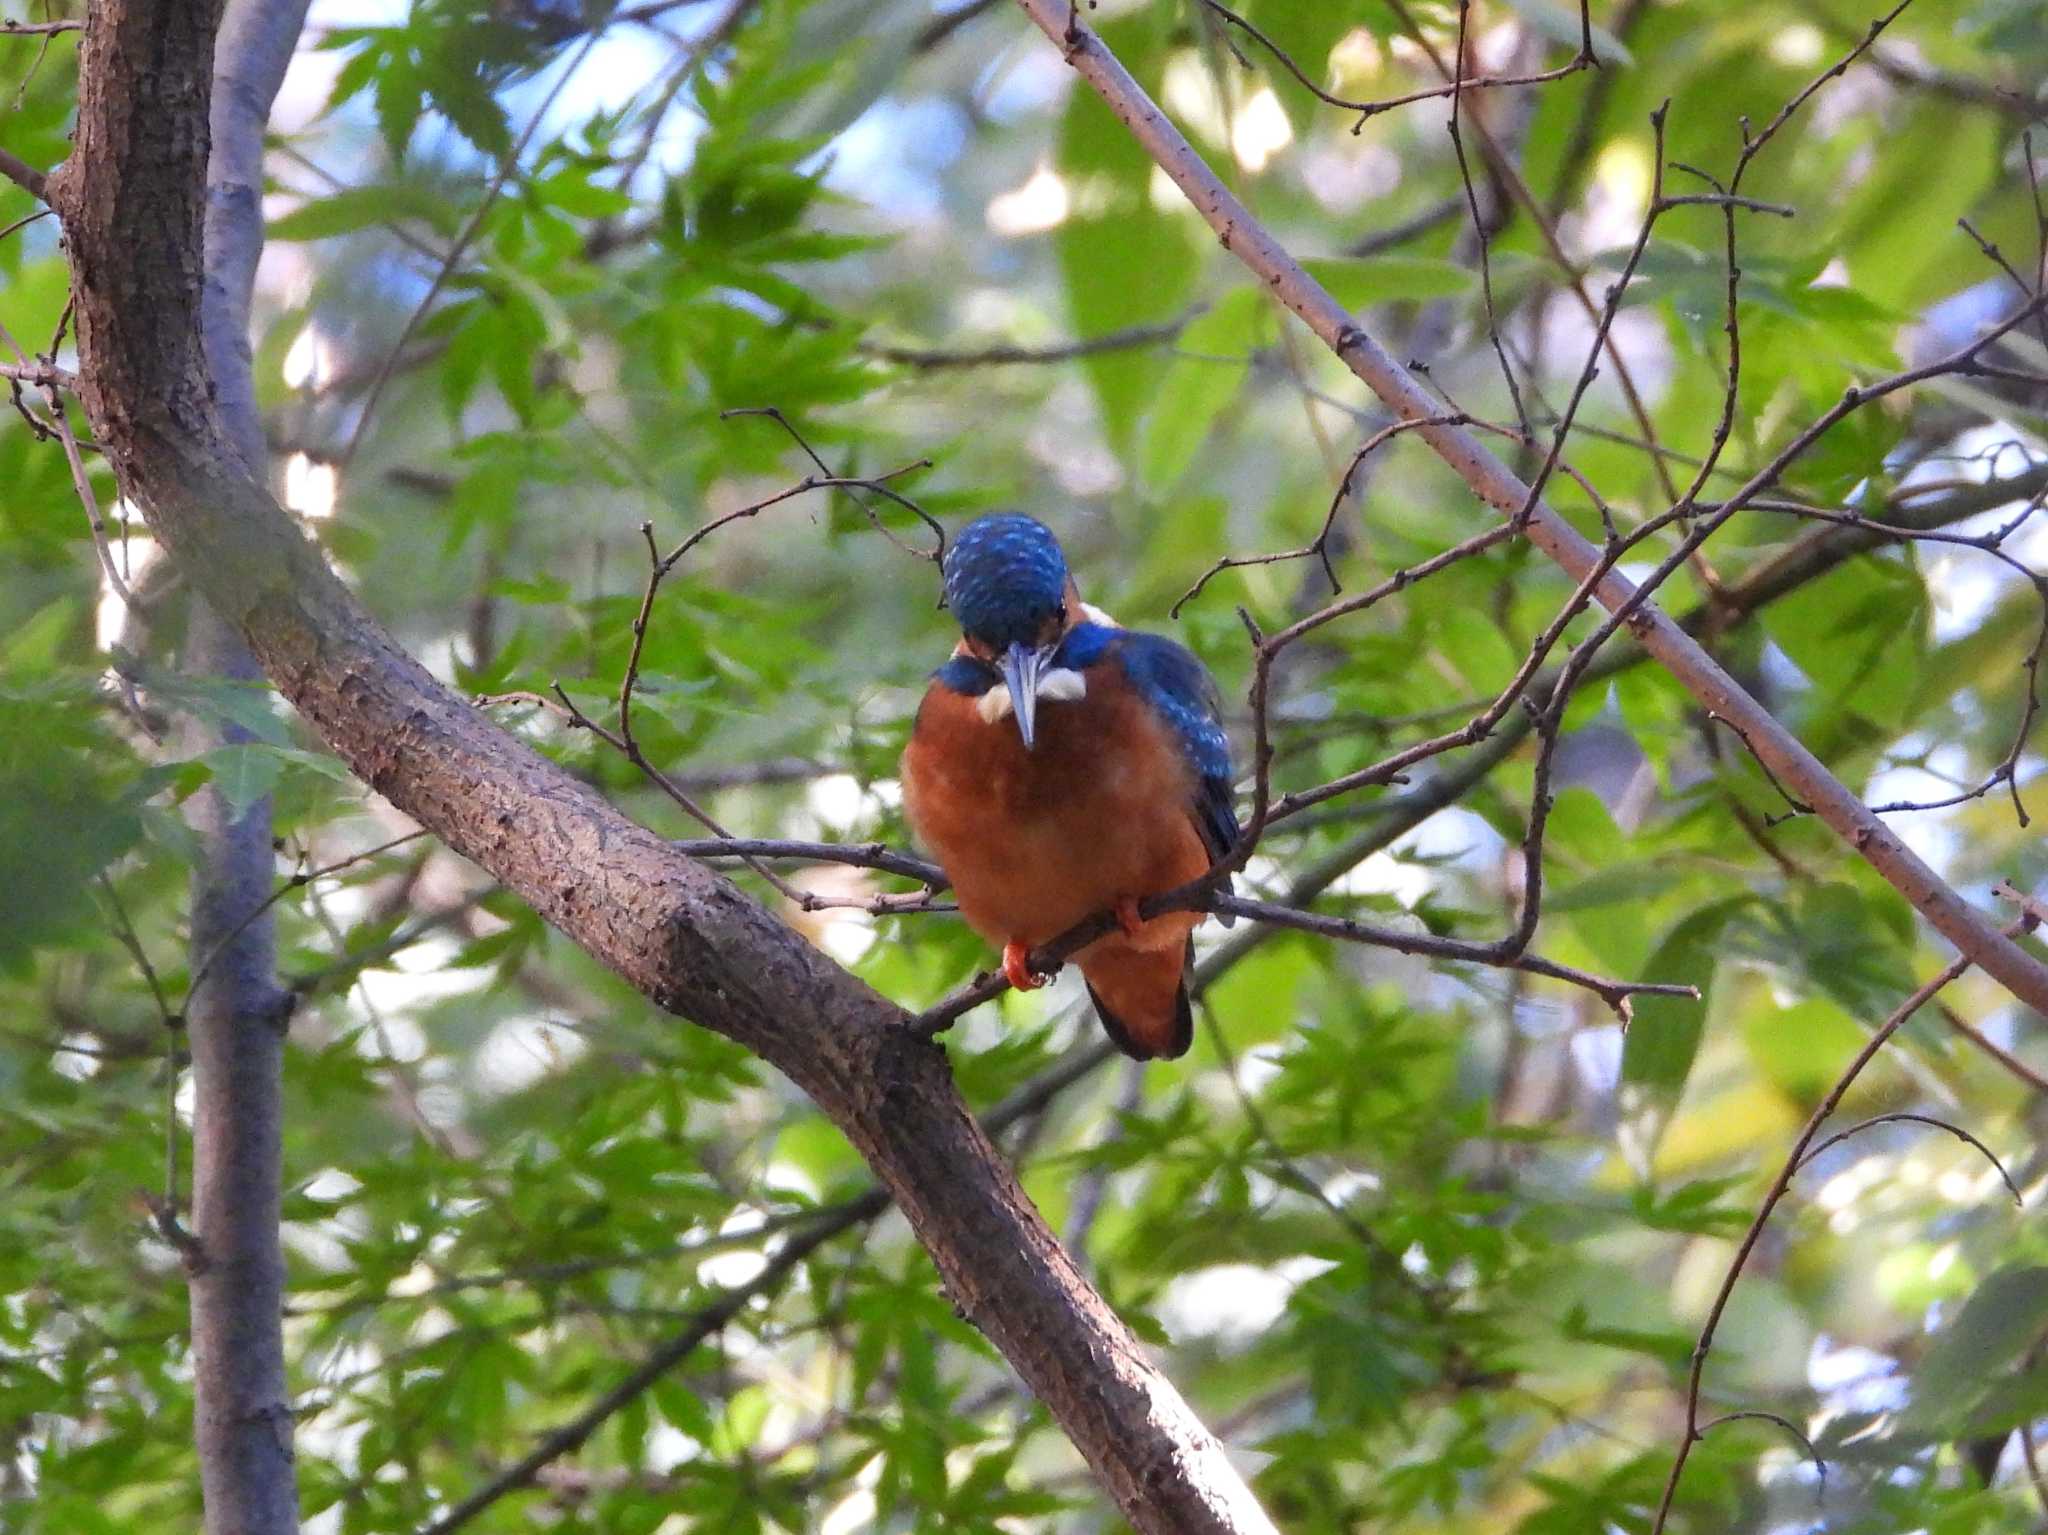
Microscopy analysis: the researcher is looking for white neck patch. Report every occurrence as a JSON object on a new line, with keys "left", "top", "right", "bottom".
{"left": 975, "top": 667, "right": 1088, "bottom": 725}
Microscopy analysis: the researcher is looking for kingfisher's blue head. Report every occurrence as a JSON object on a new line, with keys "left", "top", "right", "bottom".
{"left": 944, "top": 514, "right": 1070, "bottom": 650}
{"left": 942, "top": 514, "right": 1077, "bottom": 750}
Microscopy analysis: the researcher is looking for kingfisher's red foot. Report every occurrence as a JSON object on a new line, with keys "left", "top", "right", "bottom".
{"left": 1114, "top": 896, "right": 1145, "bottom": 938}
{"left": 1002, "top": 941, "right": 1047, "bottom": 992}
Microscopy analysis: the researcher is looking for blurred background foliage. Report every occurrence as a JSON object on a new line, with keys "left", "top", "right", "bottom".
{"left": 4, "top": 0, "right": 2048, "bottom": 1529}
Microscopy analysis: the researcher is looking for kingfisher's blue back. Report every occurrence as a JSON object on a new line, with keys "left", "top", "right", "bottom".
{"left": 900, "top": 514, "right": 1238, "bottom": 1060}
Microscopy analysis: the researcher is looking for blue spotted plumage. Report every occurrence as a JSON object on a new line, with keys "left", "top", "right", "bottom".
{"left": 902, "top": 514, "right": 1238, "bottom": 1060}
{"left": 1106, "top": 629, "right": 1239, "bottom": 865}
{"left": 942, "top": 513, "right": 1070, "bottom": 650}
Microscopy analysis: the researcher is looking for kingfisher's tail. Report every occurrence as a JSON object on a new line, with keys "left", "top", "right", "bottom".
{"left": 1080, "top": 938, "right": 1195, "bottom": 1060}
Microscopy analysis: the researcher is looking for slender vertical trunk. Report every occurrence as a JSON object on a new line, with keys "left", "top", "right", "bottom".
{"left": 180, "top": 0, "right": 312, "bottom": 1526}
{"left": 180, "top": 611, "right": 298, "bottom": 1535}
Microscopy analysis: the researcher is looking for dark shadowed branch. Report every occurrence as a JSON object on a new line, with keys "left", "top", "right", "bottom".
{"left": 42, "top": 0, "right": 1283, "bottom": 1525}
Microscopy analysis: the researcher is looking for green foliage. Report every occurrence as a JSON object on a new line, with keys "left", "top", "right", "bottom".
{"left": 4, "top": 0, "right": 2048, "bottom": 1530}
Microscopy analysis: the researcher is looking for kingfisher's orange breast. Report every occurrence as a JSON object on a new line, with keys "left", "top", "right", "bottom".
{"left": 900, "top": 668, "right": 1212, "bottom": 953}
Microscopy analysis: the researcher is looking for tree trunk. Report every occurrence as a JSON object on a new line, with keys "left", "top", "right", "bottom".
{"left": 46, "top": 1, "right": 1276, "bottom": 1528}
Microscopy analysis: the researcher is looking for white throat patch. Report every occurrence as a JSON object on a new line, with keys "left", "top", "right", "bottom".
{"left": 975, "top": 667, "right": 1087, "bottom": 725}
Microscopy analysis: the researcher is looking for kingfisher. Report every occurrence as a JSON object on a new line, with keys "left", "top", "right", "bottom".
{"left": 901, "top": 514, "right": 1238, "bottom": 1060}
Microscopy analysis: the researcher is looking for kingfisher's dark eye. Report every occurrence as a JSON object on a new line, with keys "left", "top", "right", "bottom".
{"left": 1055, "top": 602, "right": 1068, "bottom": 623}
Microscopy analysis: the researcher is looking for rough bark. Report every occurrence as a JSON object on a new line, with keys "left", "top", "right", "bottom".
{"left": 47, "top": 1, "right": 1273, "bottom": 1529}
{"left": 178, "top": 0, "right": 313, "bottom": 1527}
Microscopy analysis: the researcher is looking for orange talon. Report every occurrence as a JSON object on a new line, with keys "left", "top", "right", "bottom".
{"left": 1002, "top": 941, "right": 1046, "bottom": 992}
{"left": 1114, "top": 896, "right": 1145, "bottom": 938}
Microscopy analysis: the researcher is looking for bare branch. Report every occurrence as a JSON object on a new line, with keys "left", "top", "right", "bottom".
{"left": 523, "top": 442, "right": 943, "bottom": 916}
{"left": 1656, "top": 191, "right": 1795, "bottom": 216}
{"left": 2024, "top": 1413, "right": 2048, "bottom": 1523}
{"left": 1934, "top": 999, "right": 2048, "bottom": 1095}
{"left": 1171, "top": 413, "right": 1476, "bottom": 615}
{"left": 0, "top": 145, "right": 49, "bottom": 200}
{"left": 46, "top": 377, "right": 137, "bottom": 611}
{"left": 914, "top": 0, "right": 1000, "bottom": 52}
{"left": 1345, "top": 195, "right": 1461, "bottom": 257}
{"left": 1443, "top": 0, "right": 1533, "bottom": 435}
{"left": 335, "top": 29, "right": 605, "bottom": 471}
{"left": 183, "top": 830, "right": 429, "bottom": 1007}
{"left": 1734, "top": 0, "right": 1916, "bottom": 179}
{"left": 0, "top": 205, "right": 54, "bottom": 246}
{"left": 669, "top": 838, "right": 947, "bottom": 889}
{"left": 1195, "top": 0, "right": 1597, "bottom": 131}
{"left": 1647, "top": 923, "right": 2032, "bottom": 1534}
{"left": 718, "top": 407, "right": 944, "bottom": 560}
{"left": 1010, "top": 0, "right": 2048, "bottom": 1018}
{"left": 0, "top": 358, "right": 73, "bottom": 389}
{"left": 1797, "top": 1112, "right": 2023, "bottom": 1202}
{"left": 1996, "top": 879, "right": 2048, "bottom": 929}
{"left": 912, "top": 861, "right": 1695, "bottom": 1035}
{"left": 1377, "top": 0, "right": 1682, "bottom": 503}
{"left": 418, "top": 1196, "right": 886, "bottom": 1535}
{"left": 1211, "top": 891, "right": 1693, "bottom": 1020}
{"left": 863, "top": 315, "right": 1193, "bottom": 370}
{"left": 1697, "top": 1411, "right": 1826, "bottom": 1490}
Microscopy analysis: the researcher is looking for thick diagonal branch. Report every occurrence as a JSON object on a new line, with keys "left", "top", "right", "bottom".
{"left": 45, "top": 1, "right": 1274, "bottom": 1530}
{"left": 1010, "top": 0, "right": 2048, "bottom": 1018}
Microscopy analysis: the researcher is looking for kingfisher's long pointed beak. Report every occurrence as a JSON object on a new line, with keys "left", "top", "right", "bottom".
{"left": 1002, "top": 641, "right": 1048, "bottom": 750}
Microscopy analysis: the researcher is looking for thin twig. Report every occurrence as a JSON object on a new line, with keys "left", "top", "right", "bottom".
{"left": 336, "top": 29, "right": 604, "bottom": 471}
{"left": 96, "top": 874, "right": 178, "bottom": 1028}
{"left": 516, "top": 447, "right": 945, "bottom": 918}
{"left": 1443, "top": 0, "right": 1532, "bottom": 435}
{"left": 1697, "top": 1411, "right": 1826, "bottom": 1491}
{"left": 1380, "top": 0, "right": 1681, "bottom": 503}
{"left": 1195, "top": 0, "right": 1597, "bottom": 132}
{"left": 1797, "top": 1112, "right": 2023, "bottom": 1202}
{"left": 1014, "top": 0, "right": 2048, "bottom": 1029}
{"left": 0, "top": 145, "right": 49, "bottom": 200}
{"left": 37, "top": 371, "right": 136, "bottom": 611}
{"left": 717, "top": 407, "right": 944, "bottom": 560}
{"left": 863, "top": 316, "right": 1192, "bottom": 370}
{"left": 669, "top": 838, "right": 946, "bottom": 889}
{"left": 1170, "top": 413, "right": 1474, "bottom": 615}
{"left": 0, "top": 358, "right": 74, "bottom": 389}
{"left": 1933, "top": 1000, "right": 2048, "bottom": 1095}
{"left": 911, "top": 863, "right": 1694, "bottom": 1035}
{"left": 0, "top": 205, "right": 55, "bottom": 245}
{"left": 1346, "top": 196, "right": 1462, "bottom": 257}
{"left": 1646, "top": 921, "right": 2033, "bottom": 1534}
{"left": 141, "top": 1190, "right": 209, "bottom": 1273}
{"left": 2023, "top": 1418, "right": 2048, "bottom": 1522}
{"left": 607, "top": 0, "right": 758, "bottom": 206}
{"left": 417, "top": 1195, "right": 885, "bottom": 1535}
{"left": 1734, "top": 0, "right": 1916, "bottom": 177}
{"left": 183, "top": 830, "right": 429, "bottom": 1009}
{"left": 1656, "top": 191, "right": 1795, "bottom": 216}
{"left": 914, "top": 0, "right": 1000, "bottom": 51}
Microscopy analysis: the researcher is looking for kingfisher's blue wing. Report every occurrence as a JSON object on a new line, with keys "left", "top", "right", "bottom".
{"left": 1109, "top": 631, "right": 1239, "bottom": 865}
